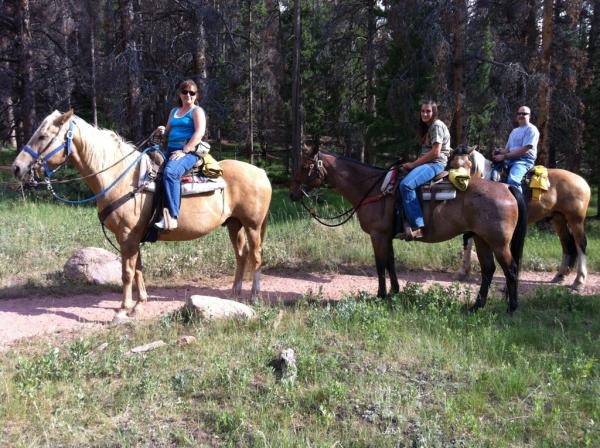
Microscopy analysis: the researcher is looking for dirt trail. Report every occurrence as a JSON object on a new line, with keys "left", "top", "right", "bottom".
{"left": 1, "top": 269, "right": 599, "bottom": 350}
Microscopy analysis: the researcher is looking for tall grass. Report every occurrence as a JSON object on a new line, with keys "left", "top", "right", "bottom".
{"left": 1, "top": 181, "right": 600, "bottom": 291}
{"left": 0, "top": 285, "right": 598, "bottom": 446}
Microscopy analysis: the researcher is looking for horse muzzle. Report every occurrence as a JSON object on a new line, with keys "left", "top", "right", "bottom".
{"left": 12, "top": 157, "right": 37, "bottom": 184}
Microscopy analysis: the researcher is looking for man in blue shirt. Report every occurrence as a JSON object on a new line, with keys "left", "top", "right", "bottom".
{"left": 491, "top": 106, "right": 540, "bottom": 192}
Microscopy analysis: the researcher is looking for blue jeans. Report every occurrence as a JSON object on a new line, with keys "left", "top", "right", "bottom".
{"left": 399, "top": 162, "right": 445, "bottom": 229}
{"left": 490, "top": 158, "right": 534, "bottom": 193}
{"left": 162, "top": 147, "right": 199, "bottom": 218}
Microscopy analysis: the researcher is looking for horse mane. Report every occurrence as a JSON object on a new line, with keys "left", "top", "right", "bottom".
{"left": 72, "top": 116, "right": 138, "bottom": 170}
{"left": 320, "top": 150, "right": 387, "bottom": 172}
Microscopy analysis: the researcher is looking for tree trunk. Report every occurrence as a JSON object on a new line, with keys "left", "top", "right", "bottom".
{"left": 563, "top": 0, "right": 585, "bottom": 172}
{"left": 291, "top": 0, "right": 303, "bottom": 173}
{"left": 536, "top": 0, "right": 554, "bottom": 167}
{"left": 17, "top": 0, "right": 35, "bottom": 145}
{"left": 363, "top": 0, "right": 376, "bottom": 163}
{"left": 120, "top": 0, "right": 142, "bottom": 141}
{"left": 193, "top": 9, "right": 208, "bottom": 83}
{"left": 90, "top": 8, "right": 98, "bottom": 127}
{"left": 451, "top": 0, "right": 467, "bottom": 145}
{"left": 247, "top": 1, "right": 254, "bottom": 164}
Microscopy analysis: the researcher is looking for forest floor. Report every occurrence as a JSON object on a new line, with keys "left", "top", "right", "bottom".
{"left": 1, "top": 269, "right": 599, "bottom": 351}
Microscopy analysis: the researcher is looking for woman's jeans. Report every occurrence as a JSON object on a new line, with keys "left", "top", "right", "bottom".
{"left": 399, "top": 162, "right": 445, "bottom": 229}
{"left": 162, "top": 148, "right": 200, "bottom": 219}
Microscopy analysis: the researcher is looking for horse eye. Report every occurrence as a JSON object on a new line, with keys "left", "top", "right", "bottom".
{"left": 37, "top": 135, "right": 46, "bottom": 142}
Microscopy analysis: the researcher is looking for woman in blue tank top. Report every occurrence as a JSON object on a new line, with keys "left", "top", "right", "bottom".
{"left": 154, "top": 79, "right": 207, "bottom": 230}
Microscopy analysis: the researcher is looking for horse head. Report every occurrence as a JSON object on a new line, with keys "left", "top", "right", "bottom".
{"left": 448, "top": 144, "right": 478, "bottom": 171}
{"left": 12, "top": 109, "right": 75, "bottom": 182}
{"left": 289, "top": 144, "right": 327, "bottom": 201}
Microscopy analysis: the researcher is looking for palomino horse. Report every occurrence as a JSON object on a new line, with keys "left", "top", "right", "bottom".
{"left": 289, "top": 147, "right": 528, "bottom": 313}
{"left": 456, "top": 148, "right": 590, "bottom": 290}
{"left": 12, "top": 110, "right": 272, "bottom": 323}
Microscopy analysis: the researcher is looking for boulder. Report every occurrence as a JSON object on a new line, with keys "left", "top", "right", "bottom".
{"left": 186, "top": 295, "right": 256, "bottom": 321}
{"left": 64, "top": 247, "right": 121, "bottom": 285}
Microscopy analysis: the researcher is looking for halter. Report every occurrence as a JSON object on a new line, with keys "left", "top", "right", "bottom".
{"left": 22, "top": 121, "right": 74, "bottom": 177}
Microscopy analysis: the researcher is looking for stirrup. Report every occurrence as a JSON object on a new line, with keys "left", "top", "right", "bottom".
{"left": 154, "top": 208, "right": 178, "bottom": 230}
{"left": 395, "top": 226, "right": 423, "bottom": 241}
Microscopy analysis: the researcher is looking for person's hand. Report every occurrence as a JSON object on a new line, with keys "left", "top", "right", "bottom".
{"left": 169, "top": 150, "right": 186, "bottom": 160}
{"left": 402, "top": 162, "right": 414, "bottom": 171}
{"left": 492, "top": 153, "right": 505, "bottom": 162}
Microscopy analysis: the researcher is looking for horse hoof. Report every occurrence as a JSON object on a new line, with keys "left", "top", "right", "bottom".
{"left": 551, "top": 274, "right": 565, "bottom": 284}
{"left": 468, "top": 303, "right": 482, "bottom": 313}
{"left": 129, "top": 305, "right": 144, "bottom": 318}
{"left": 571, "top": 283, "right": 585, "bottom": 293}
{"left": 111, "top": 311, "right": 131, "bottom": 325}
{"left": 456, "top": 272, "right": 469, "bottom": 282}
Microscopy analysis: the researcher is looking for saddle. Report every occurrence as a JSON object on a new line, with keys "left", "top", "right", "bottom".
{"left": 139, "top": 148, "right": 226, "bottom": 243}
{"left": 391, "top": 169, "right": 464, "bottom": 240}
{"left": 139, "top": 149, "right": 226, "bottom": 196}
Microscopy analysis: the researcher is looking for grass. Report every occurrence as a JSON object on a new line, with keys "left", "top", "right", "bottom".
{"left": 0, "top": 285, "right": 598, "bottom": 446}
{"left": 1, "top": 181, "right": 600, "bottom": 292}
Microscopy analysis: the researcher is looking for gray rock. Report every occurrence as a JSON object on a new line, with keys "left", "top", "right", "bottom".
{"left": 186, "top": 295, "right": 256, "bottom": 321}
{"left": 269, "top": 348, "right": 297, "bottom": 386}
{"left": 64, "top": 247, "right": 121, "bottom": 285}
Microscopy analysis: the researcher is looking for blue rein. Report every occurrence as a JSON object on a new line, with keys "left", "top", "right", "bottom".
{"left": 23, "top": 121, "right": 74, "bottom": 177}
{"left": 48, "top": 146, "right": 154, "bottom": 205}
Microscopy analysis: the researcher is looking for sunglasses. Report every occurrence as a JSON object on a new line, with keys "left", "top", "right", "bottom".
{"left": 181, "top": 90, "right": 197, "bottom": 96}
{"left": 516, "top": 112, "right": 529, "bottom": 116}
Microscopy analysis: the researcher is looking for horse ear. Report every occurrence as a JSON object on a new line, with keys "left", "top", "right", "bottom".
{"left": 53, "top": 109, "right": 74, "bottom": 127}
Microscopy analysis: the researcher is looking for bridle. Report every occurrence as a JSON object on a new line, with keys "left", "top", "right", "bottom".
{"left": 296, "top": 150, "right": 395, "bottom": 227}
{"left": 301, "top": 152, "right": 327, "bottom": 187}
{"left": 22, "top": 121, "right": 74, "bottom": 178}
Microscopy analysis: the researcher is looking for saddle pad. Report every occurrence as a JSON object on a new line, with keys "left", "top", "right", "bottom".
{"left": 143, "top": 177, "right": 227, "bottom": 195}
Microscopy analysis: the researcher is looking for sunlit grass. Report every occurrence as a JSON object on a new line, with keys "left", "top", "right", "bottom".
{"left": 0, "top": 285, "right": 598, "bottom": 446}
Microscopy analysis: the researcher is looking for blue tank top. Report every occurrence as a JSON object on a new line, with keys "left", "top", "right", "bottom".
{"left": 167, "top": 106, "right": 196, "bottom": 149}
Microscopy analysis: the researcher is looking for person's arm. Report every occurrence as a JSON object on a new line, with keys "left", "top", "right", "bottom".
{"left": 402, "top": 122, "right": 444, "bottom": 170}
{"left": 182, "top": 108, "right": 207, "bottom": 154}
{"left": 402, "top": 143, "right": 441, "bottom": 170}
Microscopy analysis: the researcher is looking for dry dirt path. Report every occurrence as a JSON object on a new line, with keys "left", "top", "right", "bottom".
{"left": 1, "top": 269, "right": 599, "bottom": 350}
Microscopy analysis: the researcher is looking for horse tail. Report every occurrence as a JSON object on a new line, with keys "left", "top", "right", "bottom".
{"left": 509, "top": 186, "right": 528, "bottom": 272}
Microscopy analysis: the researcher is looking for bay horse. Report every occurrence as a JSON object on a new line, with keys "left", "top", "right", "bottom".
{"left": 289, "top": 147, "right": 528, "bottom": 313}
{"left": 12, "top": 110, "right": 272, "bottom": 323}
{"left": 456, "top": 148, "right": 590, "bottom": 290}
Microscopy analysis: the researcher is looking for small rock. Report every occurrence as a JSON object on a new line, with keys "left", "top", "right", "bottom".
{"left": 269, "top": 348, "right": 297, "bottom": 386}
{"left": 178, "top": 335, "right": 197, "bottom": 345}
{"left": 126, "top": 340, "right": 166, "bottom": 356}
{"left": 64, "top": 247, "right": 121, "bottom": 285}
{"left": 186, "top": 295, "right": 256, "bottom": 321}
{"left": 94, "top": 342, "right": 109, "bottom": 353}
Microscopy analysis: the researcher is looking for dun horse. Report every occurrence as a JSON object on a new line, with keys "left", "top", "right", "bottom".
{"left": 12, "top": 110, "right": 272, "bottom": 323}
{"left": 290, "top": 147, "right": 528, "bottom": 313}
{"left": 456, "top": 149, "right": 590, "bottom": 290}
